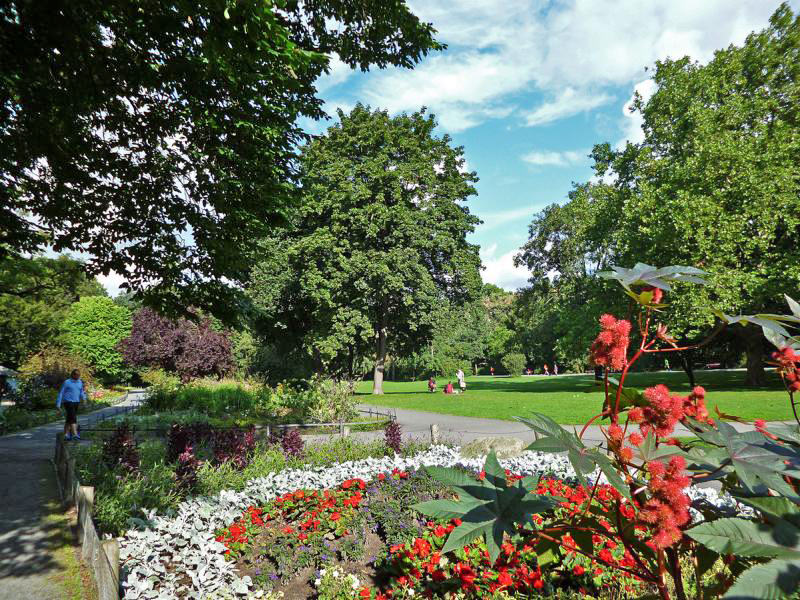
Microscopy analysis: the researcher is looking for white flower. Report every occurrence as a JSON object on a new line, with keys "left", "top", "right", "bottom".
{"left": 332, "top": 568, "right": 340, "bottom": 579}
{"left": 314, "top": 579, "right": 321, "bottom": 587}
{"left": 319, "top": 569, "right": 327, "bottom": 577}
{"left": 407, "top": 590, "right": 415, "bottom": 597}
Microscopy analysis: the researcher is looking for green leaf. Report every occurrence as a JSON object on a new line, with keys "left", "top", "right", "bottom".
{"left": 737, "top": 497, "right": 800, "bottom": 528}
{"left": 696, "top": 545, "right": 719, "bottom": 577}
{"left": 785, "top": 295, "right": 800, "bottom": 321}
{"left": 441, "top": 519, "right": 493, "bottom": 555}
{"left": 533, "top": 538, "right": 561, "bottom": 567}
{"left": 723, "top": 558, "right": 800, "bottom": 599}
{"left": 687, "top": 518, "right": 800, "bottom": 559}
{"left": 424, "top": 466, "right": 482, "bottom": 489}
{"left": 411, "top": 498, "right": 482, "bottom": 519}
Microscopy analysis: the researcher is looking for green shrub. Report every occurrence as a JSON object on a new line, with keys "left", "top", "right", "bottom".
{"left": 501, "top": 352, "right": 526, "bottom": 376}
{"left": 19, "top": 346, "right": 95, "bottom": 389}
{"left": 74, "top": 442, "right": 181, "bottom": 536}
{"left": 61, "top": 296, "right": 132, "bottom": 383}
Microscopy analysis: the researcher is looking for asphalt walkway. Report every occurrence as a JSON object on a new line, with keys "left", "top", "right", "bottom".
{"left": 357, "top": 403, "right": 766, "bottom": 446}
{"left": 0, "top": 392, "right": 143, "bottom": 600}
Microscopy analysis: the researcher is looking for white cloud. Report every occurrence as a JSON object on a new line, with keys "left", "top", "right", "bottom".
{"left": 347, "top": 0, "right": 785, "bottom": 132}
{"left": 97, "top": 270, "right": 126, "bottom": 297}
{"left": 316, "top": 56, "right": 354, "bottom": 94}
{"left": 521, "top": 149, "right": 589, "bottom": 167}
{"left": 524, "top": 89, "right": 613, "bottom": 126}
{"left": 616, "top": 79, "right": 658, "bottom": 148}
{"left": 478, "top": 206, "right": 537, "bottom": 231}
{"left": 480, "top": 244, "right": 530, "bottom": 291}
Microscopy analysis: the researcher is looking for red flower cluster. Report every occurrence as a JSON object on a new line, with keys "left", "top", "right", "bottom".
{"left": 773, "top": 346, "right": 800, "bottom": 392}
{"left": 629, "top": 384, "right": 684, "bottom": 437}
{"left": 683, "top": 386, "right": 710, "bottom": 423}
{"left": 590, "top": 314, "right": 631, "bottom": 371}
{"left": 379, "top": 519, "right": 545, "bottom": 597}
{"left": 629, "top": 384, "right": 712, "bottom": 439}
{"left": 639, "top": 456, "right": 691, "bottom": 549}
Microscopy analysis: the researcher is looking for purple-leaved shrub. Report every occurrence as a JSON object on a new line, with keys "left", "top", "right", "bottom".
{"left": 384, "top": 420, "right": 403, "bottom": 454}
{"left": 102, "top": 422, "right": 140, "bottom": 473}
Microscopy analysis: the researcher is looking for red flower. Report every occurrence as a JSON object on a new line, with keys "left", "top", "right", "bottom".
{"left": 454, "top": 562, "right": 476, "bottom": 587}
{"left": 628, "top": 432, "right": 644, "bottom": 446}
{"left": 378, "top": 473, "right": 386, "bottom": 481}
{"left": 590, "top": 314, "right": 631, "bottom": 371}
{"left": 639, "top": 456, "right": 691, "bottom": 548}
{"left": 330, "top": 512, "right": 341, "bottom": 521}
{"left": 497, "top": 570, "right": 513, "bottom": 587}
{"left": 413, "top": 538, "right": 431, "bottom": 558}
{"left": 433, "top": 525, "right": 447, "bottom": 538}
{"left": 359, "top": 588, "right": 371, "bottom": 598}
{"left": 573, "top": 565, "right": 586, "bottom": 576}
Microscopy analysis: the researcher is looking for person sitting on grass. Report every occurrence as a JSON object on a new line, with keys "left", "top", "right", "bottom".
{"left": 444, "top": 381, "right": 454, "bottom": 394}
{"left": 428, "top": 376, "right": 437, "bottom": 392}
{"left": 57, "top": 369, "right": 86, "bottom": 441}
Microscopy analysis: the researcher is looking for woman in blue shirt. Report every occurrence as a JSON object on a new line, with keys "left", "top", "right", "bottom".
{"left": 57, "top": 369, "right": 86, "bottom": 440}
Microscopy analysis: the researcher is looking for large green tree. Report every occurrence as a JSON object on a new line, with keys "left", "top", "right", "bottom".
{"left": 0, "top": 254, "right": 106, "bottom": 368}
{"left": 249, "top": 105, "right": 482, "bottom": 393}
{"left": 518, "top": 4, "right": 800, "bottom": 384}
{"left": 1, "top": 0, "right": 441, "bottom": 317}
{"left": 61, "top": 296, "right": 132, "bottom": 382}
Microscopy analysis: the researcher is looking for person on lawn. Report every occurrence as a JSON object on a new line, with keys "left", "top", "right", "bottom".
{"left": 456, "top": 368, "right": 466, "bottom": 393}
{"left": 57, "top": 369, "right": 86, "bottom": 441}
{"left": 444, "top": 381, "right": 454, "bottom": 394}
{"left": 428, "top": 376, "right": 437, "bottom": 392}
{"left": 490, "top": 366, "right": 494, "bottom": 377}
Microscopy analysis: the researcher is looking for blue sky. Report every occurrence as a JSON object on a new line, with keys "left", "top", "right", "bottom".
{"left": 298, "top": 0, "right": 797, "bottom": 292}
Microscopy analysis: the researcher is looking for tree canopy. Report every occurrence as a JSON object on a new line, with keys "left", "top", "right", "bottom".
{"left": 0, "top": 254, "right": 106, "bottom": 369}
{"left": 248, "top": 105, "right": 483, "bottom": 392}
{"left": 1, "top": 0, "right": 441, "bottom": 318}
{"left": 516, "top": 4, "right": 800, "bottom": 383}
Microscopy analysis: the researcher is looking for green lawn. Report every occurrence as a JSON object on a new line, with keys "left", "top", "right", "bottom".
{"left": 356, "top": 370, "right": 794, "bottom": 424}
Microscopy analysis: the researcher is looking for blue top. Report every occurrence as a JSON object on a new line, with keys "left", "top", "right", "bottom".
{"left": 57, "top": 378, "right": 86, "bottom": 407}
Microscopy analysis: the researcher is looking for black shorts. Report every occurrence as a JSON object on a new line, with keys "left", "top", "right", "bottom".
{"left": 64, "top": 402, "right": 79, "bottom": 425}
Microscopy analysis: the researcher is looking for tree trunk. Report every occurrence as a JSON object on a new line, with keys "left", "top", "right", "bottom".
{"left": 741, "top": 324, "right": 766, "bottom": 386}
{"left": 680, "top": 350, "right": 696, "bottom": 388}
{"left": 372, "top": 324, "right": 387, "bottom": 395}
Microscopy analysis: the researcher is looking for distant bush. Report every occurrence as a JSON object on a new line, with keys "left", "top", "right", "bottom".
{"left": 19, "top": 346, "right": 95, "bottom": 404}
{"left": 501, "top": 352, "right": 526, "bottom": 376}
{"left": 142, "top": 376, "right": 359, "bottom": 424}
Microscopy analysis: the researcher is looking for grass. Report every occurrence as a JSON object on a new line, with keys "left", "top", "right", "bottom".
{"left": 41, "top": 463, "right": 97, "bottom": 600}
{"left": 356, "top": 369, "right": 795, "bottom": 424}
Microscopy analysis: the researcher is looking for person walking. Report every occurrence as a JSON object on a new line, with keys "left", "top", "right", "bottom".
{"left": 553, "top": 362, "right": 559, "bottom": 376}
{"left": 543, "top": 363, "right": 549, "bottom": 376}
{"left": 57, "top": 369, "right": 86, "bottom": 441}
{"left": 456, "top": 368, "right": 466, "bottom": 393}
{"left": 489, "top": 366, "right": 494, "bottom": 377}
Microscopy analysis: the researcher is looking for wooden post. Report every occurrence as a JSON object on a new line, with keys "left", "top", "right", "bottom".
{"left": 430, "top": 424, "right": 440, "bottom": 445}
{"left": 66, "top": 457, "right": 76, "bottom": 506}
{"left": 339, "top": 422, "right": 344, "bottom": 435}
{"left": 79, "top": 486, "right": 94, "bottom": 540}
{"left": 102, "top": 539, "right": 120, "bottom": 598}
{"left": 54, "top": 432, "right": 63, "bottom": 464}
{"left": 341, "top": 426, "right": 350, "bottom": 438}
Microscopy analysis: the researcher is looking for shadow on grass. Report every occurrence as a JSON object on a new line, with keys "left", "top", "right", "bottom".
{"left": 358, "top": 370, "right": 784, "bottom": 396}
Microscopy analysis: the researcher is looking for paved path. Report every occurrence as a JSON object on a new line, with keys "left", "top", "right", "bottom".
{"left": 0, "top": 392, "right": 143, "bottom": 600}
{"left": 357, "top": 404, "right": 770, "bottom": 446}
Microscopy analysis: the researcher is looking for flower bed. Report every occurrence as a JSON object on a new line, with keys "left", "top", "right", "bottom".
{"left": 119, "top": 446, "right": 748, "bottom": 599}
